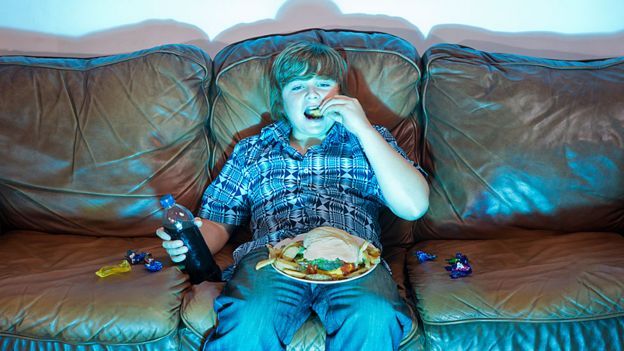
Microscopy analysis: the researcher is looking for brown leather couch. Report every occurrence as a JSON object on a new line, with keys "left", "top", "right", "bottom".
{"left": 408, "top": 44, "right": 624, "bottom": 350}
{"left": 1, "top": 29, "right": 623, "bottom": 351}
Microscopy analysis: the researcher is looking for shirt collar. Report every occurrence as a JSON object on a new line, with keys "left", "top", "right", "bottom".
{"left": 260, "top": 119, "right": 348, "bottom": 151}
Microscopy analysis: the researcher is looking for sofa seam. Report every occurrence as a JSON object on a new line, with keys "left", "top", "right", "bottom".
{"left": 0, "top": 47, "right": 210, "bottom": 72}
{"left": 421, "top": 311, "right": 624, "bottom": 326}
{"left": 214, "top": 48, "right": 420, "bottom": 90}
{"left": 0, "top": 328, "right": 179, "bottom": 347}
{"left": 179, "top": 312, "right": 211, "bottom": 339}
{"left": 425, "top": 52, "right": 624, "bottom": 71}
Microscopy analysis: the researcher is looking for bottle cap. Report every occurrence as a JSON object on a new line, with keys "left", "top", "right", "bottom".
{"left": 160, "top": 194, "right": 175, "bottom": 208}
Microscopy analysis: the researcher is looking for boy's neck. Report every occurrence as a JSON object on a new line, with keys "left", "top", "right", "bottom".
{"left": 289, "top": 134, "right": 324, "bottom": 155}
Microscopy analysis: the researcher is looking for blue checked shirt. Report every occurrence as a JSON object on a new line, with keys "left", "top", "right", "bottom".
{"left": 199, "top": 120, "right": 421, "bottom": 278}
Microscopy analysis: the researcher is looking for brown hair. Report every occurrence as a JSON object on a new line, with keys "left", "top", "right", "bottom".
{"left": 269, "top": 41, "right": 348, "bottom": 120}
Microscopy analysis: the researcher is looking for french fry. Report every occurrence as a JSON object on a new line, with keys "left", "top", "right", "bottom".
{"left": 305, "top": 273, "right": 333, "bottom": 281}
{"left": 281, "top": 268, "right": 307, "bottom": 278}
{"left": 255, "top": 258, "right": 275, "bottom": 270}
{"left": 274, "top": 257, "right": 301, "bottom": 271}
{"left": 345, "top": 266, "right": 369, "bottom": 278}
{"left": 267, "top": 244, "right": 280, "bottom": 259}
{"left": 256, "top": 244, "right": 281, "bottom": 271}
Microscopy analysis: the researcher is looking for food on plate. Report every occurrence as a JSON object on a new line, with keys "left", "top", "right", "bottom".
{"left": 255, "top": 227, "right": 381, "bottom": 282}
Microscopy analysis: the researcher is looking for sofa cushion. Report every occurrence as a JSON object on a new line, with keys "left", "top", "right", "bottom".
{"left": 0, "top": 231, "right": 187, "bottom": 349}
{"left": 407, "top": 232, "right": 624, "bottom": 323}
{"left": 407, "top": 231, "right": 624, "bottom": 350}
{"left": 418, "top": 44, "right": 624, "bottom": 239}
{"left": 0, "top": 44, "right": 212, "bottom": 237}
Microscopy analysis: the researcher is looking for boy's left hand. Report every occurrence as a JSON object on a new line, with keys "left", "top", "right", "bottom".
{"left": 321, "top": 95, "right": 374, "bottom": 138}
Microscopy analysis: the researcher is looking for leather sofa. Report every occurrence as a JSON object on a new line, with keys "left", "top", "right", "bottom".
{"left": 0, "top": 28, "right": 622, "bottom": 351}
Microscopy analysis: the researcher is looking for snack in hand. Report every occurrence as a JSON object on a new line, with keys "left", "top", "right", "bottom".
{"left": 255, "top": 227, "right": 381, "bottom": 282}
{"left": 304, "top": 107, "right": 323, "bottom": 119}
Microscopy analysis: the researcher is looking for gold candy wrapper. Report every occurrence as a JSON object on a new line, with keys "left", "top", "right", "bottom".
{"left": 96, "top": 260, "right": 132, "bottom": 278}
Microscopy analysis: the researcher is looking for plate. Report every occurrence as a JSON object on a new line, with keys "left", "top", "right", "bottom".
{"left": 270, "top": 233, "right": 379, "bottom": 284}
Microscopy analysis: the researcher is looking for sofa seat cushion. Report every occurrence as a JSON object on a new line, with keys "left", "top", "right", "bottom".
{"left": 407, "top": 232, "right": 624, "bottom": 324}
{"left": 0, "top": 231, "right": 188, "bottom": 346}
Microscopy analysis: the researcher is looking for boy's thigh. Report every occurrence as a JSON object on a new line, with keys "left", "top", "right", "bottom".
{"left": 312, "top": 265, "right": 412, "bottom": 331}
{"left": 216, "top": 247, "right": 311, "bottom": 317}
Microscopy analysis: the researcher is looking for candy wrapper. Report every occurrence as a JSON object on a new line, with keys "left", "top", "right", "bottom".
{"left": 415, "top": 250, "right": 437, "bottom": 263}
{"left": 96, "top": 260, "right": 131, "bottom": 277}
{"left": 144, "top": 253, "right": 163, "bottom": 272}
{"left": 126, "top": 250, "right": 147, "bottom": 265}
{"left": 126, "top": 250, "right": 162, "bottom": 272}
{"left": 445, "top": 253, "right": 472, "bottom": 279}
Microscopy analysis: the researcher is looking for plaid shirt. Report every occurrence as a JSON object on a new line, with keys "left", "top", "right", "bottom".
{"left": 199, "top": 120, "right": 419, "bottom": 277}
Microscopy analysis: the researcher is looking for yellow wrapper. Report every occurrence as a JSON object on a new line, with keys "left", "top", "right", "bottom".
{"left": 96, "top": 260, "right": 132, "bottom": 277}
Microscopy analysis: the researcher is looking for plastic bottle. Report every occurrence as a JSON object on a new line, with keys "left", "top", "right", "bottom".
{"left": 160, "top": 194, "right": 221, "bottom": 284}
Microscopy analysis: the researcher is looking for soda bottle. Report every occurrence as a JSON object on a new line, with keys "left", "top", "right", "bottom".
{"left": 159, "top": 194, "right": 221, "bottom": 283}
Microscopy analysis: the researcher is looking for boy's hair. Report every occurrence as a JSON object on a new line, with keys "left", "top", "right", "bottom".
{"left": 270, "top": 41, "right": 348, "bottom": 120}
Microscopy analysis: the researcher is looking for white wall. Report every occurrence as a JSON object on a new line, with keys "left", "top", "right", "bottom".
{"left": 1, "top": 0, "right": 623, "bottom": 59}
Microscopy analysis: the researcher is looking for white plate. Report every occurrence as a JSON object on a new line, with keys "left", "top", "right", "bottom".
{"left": 271, "top": 233, "right": 379, "bottom": 284}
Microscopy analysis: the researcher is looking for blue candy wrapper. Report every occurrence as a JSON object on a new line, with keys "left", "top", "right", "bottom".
{"left": 415, "top": 250, "right": 437, "bottom": 263}
{"left": 144, "top": 253, "right": 163, "bottom": 272}
{"left": 445, "top": 253, "right": 472, "bottom": 279}
{"left": 145, "top": 260, "right": 163, "bottom": 272}
{"left": 126, "top": 250, "right": 162, "bottom": 272}
{"left": 126, "top": 250, "right": 147, "bottom": 265}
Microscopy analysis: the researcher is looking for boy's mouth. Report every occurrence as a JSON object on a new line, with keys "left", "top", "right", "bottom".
{"left": 304, "top": 107, "right": 323, "bottom": 120}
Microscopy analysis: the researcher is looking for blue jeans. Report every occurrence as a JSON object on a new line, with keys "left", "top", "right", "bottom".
{"left": 203, "top": 247, "right": 412, "bottom": 351}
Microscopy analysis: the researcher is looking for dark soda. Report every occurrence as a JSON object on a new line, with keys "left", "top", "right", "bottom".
{"left": 160, "top": 194, "right": 222, "bottom": 284}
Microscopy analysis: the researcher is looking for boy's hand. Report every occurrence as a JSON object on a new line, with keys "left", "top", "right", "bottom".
{"left": 321, "top": 95, "right": 374, "bottom": 138}
{"left": 155, "top": 218, "right": 203, "bottom": 263}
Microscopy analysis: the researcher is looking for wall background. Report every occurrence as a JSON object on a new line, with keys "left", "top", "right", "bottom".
{"left": 1, "top": 0, "right": 623, "bottom": 59}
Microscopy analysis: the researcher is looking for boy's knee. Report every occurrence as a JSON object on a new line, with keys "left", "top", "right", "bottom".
{"left": 340, "top": 294, "right": 398, "bottom": 327}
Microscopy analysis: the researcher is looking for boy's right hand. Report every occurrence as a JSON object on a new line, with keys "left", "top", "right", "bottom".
{"left": 155, "top": 227, "right": 189, "bottom": 263}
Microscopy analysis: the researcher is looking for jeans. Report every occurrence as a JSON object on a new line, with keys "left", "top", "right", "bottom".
{"left": 203, "top": 247, "right": 413, "bottom": 351}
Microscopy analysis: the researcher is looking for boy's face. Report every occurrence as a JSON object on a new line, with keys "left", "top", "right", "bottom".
{"left": 281, "top": 75, "right": 339, "bottom": 141}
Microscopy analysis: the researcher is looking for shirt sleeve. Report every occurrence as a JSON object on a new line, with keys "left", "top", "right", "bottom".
{"left": 198, "top": 141, "right": 251, "bottom": 225}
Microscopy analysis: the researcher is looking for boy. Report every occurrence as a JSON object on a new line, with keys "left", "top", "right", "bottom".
{"left": 157, "top": 41, "right": 429, "bottom": 350}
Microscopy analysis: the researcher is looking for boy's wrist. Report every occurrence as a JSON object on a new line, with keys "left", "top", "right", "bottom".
{"left": 352, "top": 124, "right": 378, "bottom": 140}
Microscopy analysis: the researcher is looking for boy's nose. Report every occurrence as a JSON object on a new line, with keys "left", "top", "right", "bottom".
{"left": 305, "top": 86, "right": 321, "bottom": 99}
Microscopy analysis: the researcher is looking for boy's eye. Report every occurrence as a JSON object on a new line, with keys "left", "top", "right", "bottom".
{"left": 287, "top": 83, "right": 304, "bottom": 91}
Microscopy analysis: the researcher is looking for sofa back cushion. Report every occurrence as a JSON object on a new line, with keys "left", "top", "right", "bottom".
{"left": 419, "top": 44, "right": 624, "bottom": 239}
{"left": 0, "top": 45, "right": 212, "bottom": 236}
{"left": 209, "top": 29, "right": 422, "bottom": 247}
